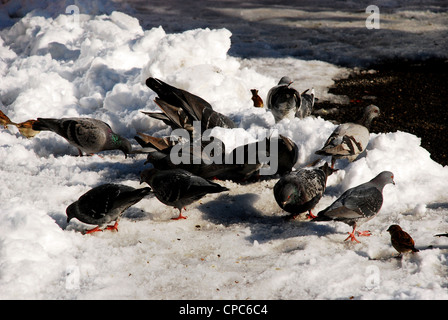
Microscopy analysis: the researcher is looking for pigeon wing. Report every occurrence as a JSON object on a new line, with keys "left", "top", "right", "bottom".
{"left": 339, "top": 186, "right": 383, "bottom": 218}
{"left": 77, "top": 184, "right": 122, "bottom": 220}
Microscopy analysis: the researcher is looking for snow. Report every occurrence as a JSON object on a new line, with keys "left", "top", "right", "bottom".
{"left": 1, "top": 0, "right": 448, "bottom": 300}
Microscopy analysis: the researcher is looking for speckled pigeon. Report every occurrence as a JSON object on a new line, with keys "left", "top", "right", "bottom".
{"left": 144, "top": 77, "right": 236, "bottom": 134}
{"left": 274, "top": 162, "right": 337, "bottom": 219}
{"left": 32, "top": 117, "right": 132, "bottom": 157}
{"left": 312, "top": 171, "right": 395, "bottom": 243}
{"left": 266, "top": 76, "right": 301, "bottom": 122}
{"left": 66, "top": 184, "right": 151, "bottom": 234}
{"left": 315, "top": 105, "right": 380, "bottom": 168}
{"left": 140, "top": 168, "right": 229, "bottom": 220}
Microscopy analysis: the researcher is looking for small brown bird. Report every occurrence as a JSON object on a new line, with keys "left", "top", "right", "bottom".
{"left": 387, "top": 225, "right": 419, "bottom": 255}
{"left": 0, "top": 110, "right": 16, "bottom": 129}
{"left": 251, "top": 89, "right": 264, "bottom": 108}
{"left": 15, "top": 120, "right": 40, "bottom": 139}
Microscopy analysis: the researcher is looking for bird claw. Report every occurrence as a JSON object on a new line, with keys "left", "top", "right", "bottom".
{"left": 171, "top": 214, "right": 187, "bottom": 220}
{"left": 105, "top": 221, "right": 119, "bottom": 232}
{"left": 306, "top": 211, "right": 317, "bottom": 219}
{"left": 84, "top": 226, "right": 103, "bottom": 234}
{"left": 344, "top": 230, "right": 371, "bottom": 243}
{"left": 357, "top": 230, "right": 371, "bottom": 237}
{"left": 344, "top": 232, "right": 361, "bottom": 243}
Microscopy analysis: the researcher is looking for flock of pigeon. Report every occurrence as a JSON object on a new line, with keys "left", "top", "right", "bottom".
{"left": 0, "top": 76, "right": 419, "bottom": 255}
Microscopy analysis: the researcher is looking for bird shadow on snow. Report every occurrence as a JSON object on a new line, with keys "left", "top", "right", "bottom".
{"left": 76, "top": 156, "right": 147, "bottom": 182}
{"left": 198, "top": 193, "right": 336, "bottom": 244}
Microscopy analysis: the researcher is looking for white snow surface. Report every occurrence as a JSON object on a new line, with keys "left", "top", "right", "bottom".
{"left": 1, "top": 0, "right": 448, "bottom": 300}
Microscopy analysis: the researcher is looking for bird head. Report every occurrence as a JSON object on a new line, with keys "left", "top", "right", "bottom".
{"left": 66, "top": 202, "right": 77, "bottom": 223}
{"left": 387, "top": 224, "right": 402, "bottom": 234}
{"left": 111, "top": 134, "right": 132, "bottom": 158}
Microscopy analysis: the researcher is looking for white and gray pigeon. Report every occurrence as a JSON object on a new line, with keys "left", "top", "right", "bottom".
{"left": 266, "top": 76, "right": 301, "bottom": 122}
{"left": 32, "top": 117, "right": 132, "bottom": 157}
{"left": 315, "top": 105, "right": 380, "bottom": 168}
{"left": 140, "top": 168, "right": 229, "bottom": 220}
{"left": 312, "top": 171, "right": 395, "bottom": 243}
{"left": 144, "top": 77, "right": 236, "bottom": 135}
{"left": 274, "top": 162, "right": 337, "bottom": 220}
{"left": 66, "top": 184, "right": 152, "bottom": 234}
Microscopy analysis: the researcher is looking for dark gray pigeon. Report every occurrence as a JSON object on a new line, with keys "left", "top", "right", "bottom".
{"left": 315, "top": 105, "right": 380, "bottom": 168}
{"left": 275, "top": 135, "right": 299, "bottom": 175}
{"left": 134, "top": 132, "right": 231, "bottom": 180}
{"left": 274, "top": 162, "right": 337, "bottom": 220}
{"left": 312, "top": 171, "right": 395, "bottom": 243}
{"left": 66, "top": 184, "right": 151, "bottom": 234}
{"left": 296, "top": 88, "right": 315, "bottom": 119}
{"left": 32, "top": 117, "right": 132, "bottom": 157}
{"left": 267, "top": 76, "right": 301, "bottom": 122}
{"left": 144, "top": 77, "right": 236, "bottom": 135}
{"left": 135, "top": 132, "right": 294, "bottom": 182}
{"left": 140, "top": 168, "right": 229, "bottom": 220}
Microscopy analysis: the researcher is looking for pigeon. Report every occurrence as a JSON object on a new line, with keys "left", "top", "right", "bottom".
{"left": 387, "top": 225, "right": 419, "bottom": 255}
{"left": 218, "top": 135, "right": 297, "bottom": 181}
{"left": 312, "top": 171, "right": 395, "bottom": 243}
{"left": 140, "top": 168, "right": 229, "bottom": 220}
{"left": 144, "top": 77, "right": 236, "bottom": 135}
{"left": 297, "top": 88, "right": 315, "bottom": 119}
{"left": 135, "top": 131, "right": 288, "bottom": 182}
{"left": 274, "top": 162, "right": 337, "bottom": 219}
{"left": 251, "top": 89, "right": 264, "bottom": 108}
{"left": 276, "top": 135, "right": 299, "bottom": 175}
{"left": 266, "top": 76, "right": 301, "bottom": 122}
{"left": 32, "top": 117, "right": 132, "bottom": 157}
{"left": 315, "top": 105, "right": 380, "bottom": 168}
{"left": 135, "top": 132, "right": 233, "bottom": 180}
{"left": 66, "top": 184, "right": 151, "bottom": 234}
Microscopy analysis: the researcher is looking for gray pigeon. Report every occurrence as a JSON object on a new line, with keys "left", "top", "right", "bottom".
{"left": 140, "top": 168, "right": 229, "bottom": 220}
{"left": 296, "top": 88, "right": 315, "bottom": 119}
{"left": 32, "top": 117, "right": 132, "bottom": 157}
{"left": 266, "top": 76, "right": 301, "bottom": 122}
{"left": 144, "top": 77, "right": 236, "bottom": 135}
{"left": 66, "top": 184, "right": 151, "bottom": 234}
{"left": 274, "top": 162, "right": 337, "bottom": 220}
{"left": 312, "top": 171, "right": 395, "bottom": 243}
{"left": 315, "top": 105, "right": 380, "bottom": 168}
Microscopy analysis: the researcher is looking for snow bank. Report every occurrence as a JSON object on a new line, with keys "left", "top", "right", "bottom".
{"left": 1, "top": 8, "right": 448, "bottom": 300}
